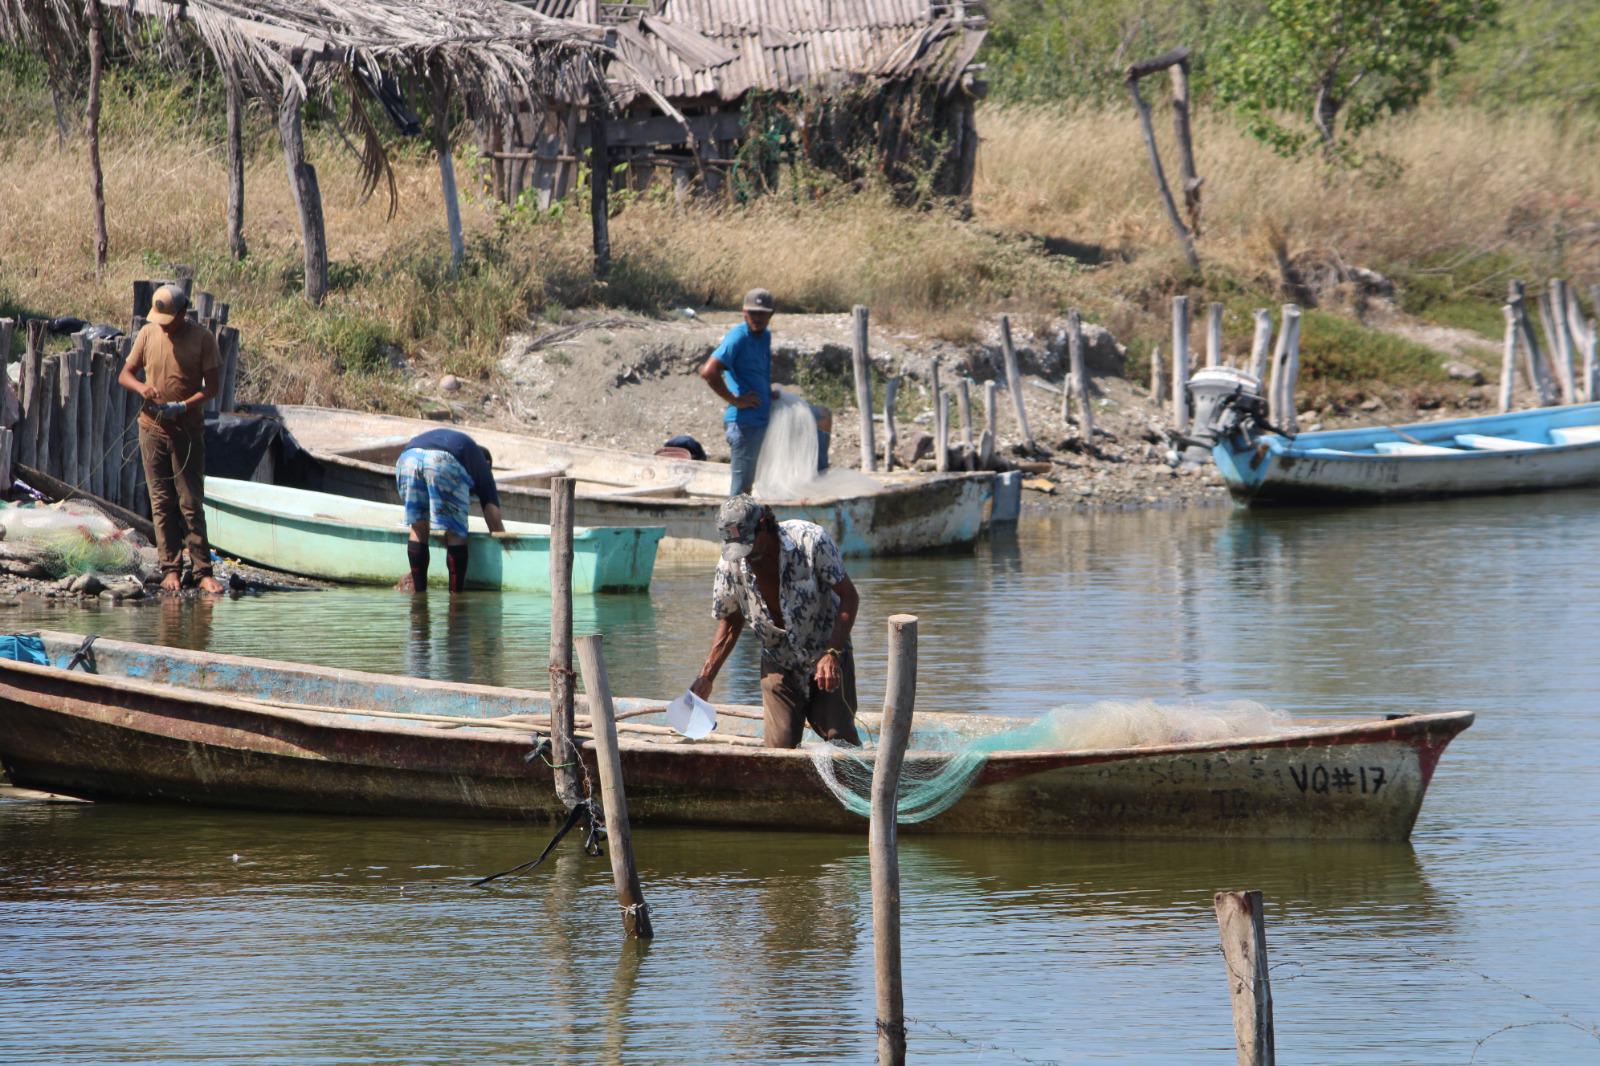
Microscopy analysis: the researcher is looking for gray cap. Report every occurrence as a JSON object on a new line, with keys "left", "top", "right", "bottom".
{"left": 718, "top": 494, "right": 767, "bottom": 561}
{"left": 742, "top": 287, "right": 775, "bottom": 313}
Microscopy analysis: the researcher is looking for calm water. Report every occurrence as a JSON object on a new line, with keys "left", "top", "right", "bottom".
{"left": 3, "top": 496, "right": 1599, "bottom": 1064}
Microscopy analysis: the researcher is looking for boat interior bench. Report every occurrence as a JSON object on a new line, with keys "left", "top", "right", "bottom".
{"left": 1453, "top": 434, "right": 1546, "bottom": 451}
{"left": 1550, "top": 425, "right": 1600, "bottom": 446}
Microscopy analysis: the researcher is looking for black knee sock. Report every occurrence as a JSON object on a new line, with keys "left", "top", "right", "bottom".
{"left": 446, "top": 544, "right": 469, "bottom": 592}
{"left": 407, "top": 540, "right": 429, "bottom": 590}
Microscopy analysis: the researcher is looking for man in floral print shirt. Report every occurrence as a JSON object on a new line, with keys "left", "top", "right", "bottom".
{"left": 690, "top": 495, "right": 862, "bottom": 748}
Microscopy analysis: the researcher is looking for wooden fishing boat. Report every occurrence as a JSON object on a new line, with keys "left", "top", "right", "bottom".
{"left": 245, "top": 404, "right": 994, "bottom": 558}
{"left": 0, "top": 632, "right": 1472, "bottom": 840}
{"left": 1183, "top": 368, "right": 1600, "bottom": 504}
{"left": 202, "top": 478, "right": 662, "bottom": 593}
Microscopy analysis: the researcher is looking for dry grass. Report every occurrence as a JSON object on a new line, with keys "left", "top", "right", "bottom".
{"left": 4, "top": 91, "right": 1599, "bottom": 414}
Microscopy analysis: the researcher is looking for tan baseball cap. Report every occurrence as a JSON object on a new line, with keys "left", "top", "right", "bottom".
{"left": 148, "top": 285, "right": 189, "bottom": 327}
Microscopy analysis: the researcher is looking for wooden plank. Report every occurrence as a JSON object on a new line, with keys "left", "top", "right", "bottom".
{"left": 574, "top": 634, "right": 655, "bottom": 941}
{"left": 549, "top": 476, "right": 580, "bottom": 810}
{"left": 998, "top": 314, "right": 1034, "bottom": 449}
{"left": 852, "top": 306, "right": 877, "bottom": 472}
{"left": 871, "top": 613, "right": 918, "bottom": 1066}
{"left": 1213, "top": 890, "right": 1275, "bottom": 1066}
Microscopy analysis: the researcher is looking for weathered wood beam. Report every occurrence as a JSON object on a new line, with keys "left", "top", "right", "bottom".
{"left": 86, "top": 0, "right": 109, "bottom": 275}
{"left": 226, "top": 81, "right": 247, "bottom": 261}
{"left": 278, "top": 83, "right": 329, "bottom": 306}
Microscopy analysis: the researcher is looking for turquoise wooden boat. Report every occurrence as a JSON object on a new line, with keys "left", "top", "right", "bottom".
{"left": 202, "top": 478, "right": 662, "bottom": 592}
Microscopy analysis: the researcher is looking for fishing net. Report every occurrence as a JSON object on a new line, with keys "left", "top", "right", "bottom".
{"left": 754, "top": 391, "right": 880, "bottom": 500}
{"left": 37, "top": 531, "right": 142, "bottom": 578}
{"left": 806, "top": 700, "right": 1299, "bottom": 823}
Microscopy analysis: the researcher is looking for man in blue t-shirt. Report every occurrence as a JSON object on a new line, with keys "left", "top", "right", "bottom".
{"left": 697, "top": 288, "right": 832, "bottom": 495}
{"left": 393, "top": 428, "right": 506, "bottom": 592}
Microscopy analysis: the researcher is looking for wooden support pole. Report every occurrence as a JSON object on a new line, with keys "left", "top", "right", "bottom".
{"left": 86, "top": 0, "right": 109, "bottom": 275}
{"left": 1067, "top": 309, "right": 1094, "bottom": 441}
{"left": 18, "top": 320, "right": 43, "bottom": 470}
{"left": 574, "top": 634, "right": 655, "bottom": 940}
{"left": 90, "top": 344, "right": 113, "bottom": 498}
{"left": 998, "top": 314, "right": 1035, "bottom": 450}
{"left": 1266, "top": 305, "right": 1289, "bottom": 421}
{"left": 1585, "top": 319, "right": 1599, "bottom": 408}
{"left": 1213, "top": 890, "right": 1275, "bottom": 1066}
{"left": 1206, "top": 301, "right": 1224, "bottom": 367}
{"left": 1248, "top": 309, "right": 1273, "bottom": 383}
{"left": 930, "top": 357, "right": 947, "bottom": 473}
{"left": 120, "top": 339, "right": 140, "bottom": 507}
{"left": 219, "top": 326, "right": 241, "bottom": 413}
{"left": 1150, "top": 345, "right": 1164, "bottom": 408}
{"left": 871, "top": 613, "right": 919, "bottom": 1066}
{"left": 1499, "top": 304, "right": 1518, "bottom": 415}
{"left": 1170, "top": 57, "right": 1203, "bottom": 240}
{"left": 549, "top": 476, "right": 580, "bottom": 810}
{"left": 59, "top": 344, "right": 80, "bottom": 487}
{"left": 1563, "top": 284, "right": 1593, "bottom": 402}
{"left": 955, "top": 378, "right": 973, "bottom": 469}
{"left": 132, "top": 280, "right": 156, "bottom": 323}
{"left": 852, "top": 306, "right": 877, "bottom": 472}
{"left": 1171, "top": 296, "right": 1191, "bottom": 432}
{"left": 103, "top": 346, "right": 126, "bottom": 505}
{"left": 36, "top": 357, "right": 57, "bottom": 479}
{"left": 0, "top": 318, "right": 13, "bottom": 426}
{"left": 278, "top": 83, "right": 329, "bottom": 306}
{"left": 1546, "top": 281, "right": 1576, "bottom": 404}
{"left": 0, "top": 427, "right": 11, "bottom": 492}
{"left": 1125, "top": 61, "right": 1200, "bottom": 272}
{"left": 195, "top": 292, "right": 215, "bottom": 322}
{"left": 1277, "top": 305, "right": 1303, "bottom": 435}
{"left": 225, "top": 81, "right": 247, "bottom": 260}
{"left": 1512, "top": 291, "right": 1555, "bottom": 406}
{"left": 980, "top": 379, "right": 996, "bottom": 469}
{"left": 882, "top": 375, "right": 899, "bottom": 471}
{"left": 432, "top": 69, "right": 465, "bottom": 275}
{"left": 73, "top": 336, "right": 93, "bottom": 489}
{"left": 589, "top": 103, "right": 611, "bottom": 277}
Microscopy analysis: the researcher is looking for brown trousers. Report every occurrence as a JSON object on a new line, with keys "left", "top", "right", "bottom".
{"left": 760, "top": 652, "right": 862, "bottom": 749}
{"left": 139, "top": 422, "right": 213, "bottom": 577}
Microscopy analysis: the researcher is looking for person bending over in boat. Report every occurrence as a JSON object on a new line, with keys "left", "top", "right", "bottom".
{"left": 697, "top": 287, "right": 832, "bottom": 496}
{"left": 689, "top": 495, "right": 861, "bottom": 748}
{"left": 393, "top": 429, "right": 506, "bottom": 593}
{"left": 117, "top": 284, "right": 225, "bottom": 595}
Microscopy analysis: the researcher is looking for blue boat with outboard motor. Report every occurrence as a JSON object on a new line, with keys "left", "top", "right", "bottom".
{"left": 1178, "top": 367, "right": 1600, "bottom": 505}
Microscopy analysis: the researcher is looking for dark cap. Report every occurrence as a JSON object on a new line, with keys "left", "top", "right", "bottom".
{"left": 742, "top": 288, "right": 775, "bottom": 313}
{"left": 718, "top": 494, "right": 767, "bottom": 562}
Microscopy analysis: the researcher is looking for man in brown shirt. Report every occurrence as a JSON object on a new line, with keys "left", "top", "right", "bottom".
{"left": 117, "top": 284, "right": 224, "bottom": 593}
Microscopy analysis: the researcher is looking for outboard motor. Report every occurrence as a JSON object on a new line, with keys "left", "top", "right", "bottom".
{"left": 1181, "top": 366, "right": 1271, "bottom": 449}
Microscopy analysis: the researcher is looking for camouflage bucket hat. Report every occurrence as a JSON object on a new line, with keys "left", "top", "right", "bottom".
{"left": 718, "top": 495, "right": 765, "bottom": 562}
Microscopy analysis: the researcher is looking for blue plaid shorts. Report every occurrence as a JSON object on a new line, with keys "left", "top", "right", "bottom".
{"left": 395, "top": 448, "right": 473, "bottom": 538}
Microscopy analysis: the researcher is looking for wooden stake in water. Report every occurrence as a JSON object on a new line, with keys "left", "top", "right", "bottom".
{"left": 871, "top": 614, "right": 918, "bottom": 1066}
{"left": 853, "top": 306, "right": 878, "bottom": 472}
{"left": 981, "top": 379, "right": 997, "bottom": 468}
{"left": 1171, "top": 296, "right": 1191, "bottom": 432}
{"left": 549, "top": 476, "right": 580, "bottom": 811}
{"left": 1499, "top": 304, "right": 1518, "bottom": 414}
{"left": 574, "top": 634, "right": 654, "bottom": 940}
{"left": 1213, "top": 890, "right": 1275, "bottom": 1066}
{"left": 998, "top": 315, "right": 1035, "bottom": 450}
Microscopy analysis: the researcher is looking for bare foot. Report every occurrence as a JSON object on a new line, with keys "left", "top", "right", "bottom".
{"left": 159, "top": 572, "right": 182, "bottom": 593}
{"left": 395, "top": 573, "right": 416, "bottom": 592}
{"left": 198, "top": 575, "right": 225, "bottom": 595}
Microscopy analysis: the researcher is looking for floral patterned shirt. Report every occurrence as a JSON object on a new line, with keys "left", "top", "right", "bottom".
{"left": 712, "top": 520, "right": 850, "bottom": 674}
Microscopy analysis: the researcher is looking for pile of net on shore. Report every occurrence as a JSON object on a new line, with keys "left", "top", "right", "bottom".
{"left": 806, "top": 700, "right": 1302, "bottom": 823}
{"left": 0, "top": 504, "right": 142, "bottom": 578}
{"left": 753, "top": 391, "right": 880, "bottom": 500}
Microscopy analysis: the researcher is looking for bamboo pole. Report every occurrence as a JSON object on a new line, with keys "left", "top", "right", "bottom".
{"left": 574, "top": 634, "right": 655, "bottom": 940}
{"left": 226, "top": 81, "right": 247, "bottom": 260}
{"left": 1214, "top": 890, "right": 1275, "bottom": 1066}
{"left": 86, "top": 0, "right": 108, "bottom": 275}
{"left": 1150, "top": 345, "right": 1164, "bottom": 408}
{"left": 882, "top": 375, "right": 899, "bottom": 471}
{"left": 1248, "top": 309, "right": 1273, "bottom": 383}
{"left": 852, "top": 306, "right": 877, "bottom": 472}
{"left": 1277, "top": 306, "right": 1303, "bottom": 435}
{"left": 1171, "top": 296, "right": 1191, "bottom": 432}
{"left": 549, "top": 476, "right": 580, "bottom": 810}
{"left": 1067, "top": 309, "right": 1094, "bottom": 440}
{"left": 998, "top": 314, "right": 1035, "bottom": 449}
{"left": 1499, "top": 304, "right": 1517, "bottom": 414}
{"left": 18, "top": 319, "right": 43, "bottom": 469}
{"left": 1206, "top": 301, "right": 1224, "bottom": 367}
{"left": 955, "top": 378, "right": 973, "bottom": 469}
{"left": 871, "top": 613, "right": 919, "bottom": 1066}
{"left": 930, "top": 357, "right": 947, "bottom": 473}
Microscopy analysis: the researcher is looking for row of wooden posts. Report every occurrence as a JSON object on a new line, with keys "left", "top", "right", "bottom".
{"left": 846, "top": 306, "right": 1096, "bottom": 475}
{"left": 1156, "top": 296, "right": 1306, "bottom": 437}
{"left": 1496, "top": 278, "right": 1600, "bottom": 412}
{"left": 0, "top": 280, "right": 243, "bottom": 516}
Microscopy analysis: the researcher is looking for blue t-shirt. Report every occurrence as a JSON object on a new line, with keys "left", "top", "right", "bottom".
{"left": 405, "top": 429, "right": 500, "bottom": 507}
{"left": 712, "top": 322, "right": 772, "bottom": 428}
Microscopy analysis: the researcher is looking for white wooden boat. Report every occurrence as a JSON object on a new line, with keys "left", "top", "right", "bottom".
{"left": 246, "top": 405, "right": 993, "bottom": 557}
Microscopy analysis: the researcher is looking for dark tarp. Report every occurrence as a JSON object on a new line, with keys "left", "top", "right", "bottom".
{"left": 204, "top": 412, "right": 323, "bottom": 487}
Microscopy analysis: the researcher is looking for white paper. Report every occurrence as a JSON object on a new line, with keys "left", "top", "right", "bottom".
{"left": 665, "top": 691, "right": 718, "bottom": 739}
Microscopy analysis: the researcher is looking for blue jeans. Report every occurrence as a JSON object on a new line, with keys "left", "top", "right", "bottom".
{"left": 727, "top": 421, "right": 766, "bottom": 496}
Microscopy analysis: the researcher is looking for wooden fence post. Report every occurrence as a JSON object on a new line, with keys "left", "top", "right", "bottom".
{"left": 1277, "top": 305, "right": 1302, "bottom": 435}
{"left": 0, "top": 318, "right": 13, "bottom": 424}
{"left": 1171, "top": 296, "right": 1190, "bottom": 432}
{"left": 104, "top": 345, "right": 126, "bottom": 505}
{"left": 1067, "top": 309, "right": 1094, "bottom": 440}
{"left": 955, "top": 378, "right": 973, "bottom": 469}
{"left": 1213, "top": 890, "right": 1275, "bottom": 1066}
{"left": 1206, "top": 301, "right": 1224, "bottom": 367}
{"left": 882, "top": 375, "right": 900, "bottom": 471}
{"left": 119, "top": 338, "right": 140, "bottom": 507}
{"left": 549, "top": 476, "right": 580, "bottom": 811}
{"left": 219, "top": 326, "right": 242, "bottom": 413}
{"left": 18, "top": 319, "right": 43, "bottom": 469}
{"left": 0, "top": 427, "right": 11, "bottom": 492}
{"left": 998, "top": 314, "right": 1034, "bottom": 450}
{"left": 1499, "top": 303, "right": 1518, "bottom": 414}
{"left": 1124, "top": 50, "right": 1200, "bottom": 272}
{"left": 930, "top": 357, "right": 947, "bottom": 473}
{"left": 871, "top": 613, "right": 918, "bottom": 1066}
{"left": 73, "top": 336, "right": 93, "bottom": 489}
{"left": 1248, "top": 309, "right": 1273, "bottom": 384}
{"left": 59, "top": 344, "right": 80, "bottom": 487}
{"left": 979, "top": 379, "right": 996, "bottom": 469}
{"left": 574, "top": 634, "right": 655, "bottom": 940}
{"left": 90, "top": 343, "right": 113, "bottom": 497}
{"left": 852, "top": 306, "right": 877, "bottom": 472}
{"left": 1150, "top": 345, "right": 1164, "bottom": 408}
{"left": 589, "top": 101, "right": 610, "bottom": 277}
{"left": 278, "top": 80, "right": 329, "bottom": 306}
{"left": 36, "top": 356, "right": 58, "bottom": 479}
{"left": 86, "top": 0, "right": 109, "bottom": 275}
{"left": 225, "top": 81, "right": 247, "bottom": 260}
{"left": 1511, "top": 291, "right": 1555, "bottom": 406}
{"left": 1543, "top": 282, "right": 1576, "bottom": 404}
